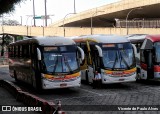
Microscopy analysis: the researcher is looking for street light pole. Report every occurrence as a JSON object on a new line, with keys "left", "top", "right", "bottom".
{"left": 126, "top": 7, "right": 142, "bottom": 35}
{"left": 44, "top": 0, "right": 47, "bottom": 26}
{"left": 26, "top": 15, "right": 34, "bottom": 36}
{"left": 20, "top": 16, "right": 22, "bottom": 25}
{"left": 63, "top": 13, "right": 76, "bottom": 37}
{"left": 26, "top": 15, "right": 34, "bottom": 26}
{"left": 91, "top": 10, "right": 104, "bottom": 35}
{"left": 33, "top": 0, "right": 36, "bottom": 26}
{"left": 48, "top": 15, "right": 54, "bottom": 25}
{"left": 74, "top": 0, "right": 76, "bottom": 13}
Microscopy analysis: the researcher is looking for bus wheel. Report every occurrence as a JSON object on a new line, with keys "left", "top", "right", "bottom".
{"left": 34, "top": 74, "right": 42, "bottom": 92}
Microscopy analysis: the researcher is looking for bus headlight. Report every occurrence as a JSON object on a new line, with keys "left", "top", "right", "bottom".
{"left": 102, "top": 71, "right": 111, "bottom": 76}
{"left": 42, "top": 74, "right": 54, "bottom": 79}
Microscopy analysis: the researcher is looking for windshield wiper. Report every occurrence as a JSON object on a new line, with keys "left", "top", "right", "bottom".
{"left": 119, "top": 50, "right": 130, "bottom": 69}
{"left": 112, "top": 52, "right": 118, "bottom": 70}
{"left": 52, "top": 55, "right": 59, "bottom": 74}
{"left": 63, "top": 56, "right": 73, "bottom": 73}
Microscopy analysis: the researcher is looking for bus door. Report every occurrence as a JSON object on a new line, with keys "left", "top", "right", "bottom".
{"left": 144, "top": 50, "right": 154, "bottom": 79}
{"left": 86, "top": 43, "right": 94, "bottom": 83}
{"left": 78, "top": 42, "right": 89, "bottom": 81}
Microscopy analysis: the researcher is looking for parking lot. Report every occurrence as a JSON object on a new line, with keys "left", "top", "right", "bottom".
{"left": 1, "top": 65, "right": 160, "bottom": 114}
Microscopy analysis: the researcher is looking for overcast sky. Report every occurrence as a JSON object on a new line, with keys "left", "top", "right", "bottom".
{"left": 4, "top": 0, "right": 120, "bottom": 26}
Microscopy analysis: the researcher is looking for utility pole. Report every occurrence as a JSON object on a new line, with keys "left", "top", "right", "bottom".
{"left": 91, "top": 10, "right": 104, "bottom": 35}
{"left": 74, "top": 0, "right": 76, "bottom": 13}
{"left": 126, "top": 7, "right": 142, "bottom": 35}
{"left": 33, "top": 0, "right": 36, "bottom": 26}
{"left": 44, "top": 0, "right": 47, "bottom": 26}
{"left": 20, "top": 16, "right": 22, "bottom": 25}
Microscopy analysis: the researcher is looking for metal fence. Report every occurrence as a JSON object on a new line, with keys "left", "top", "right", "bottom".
{"left": 116, "top": 19, "right": 160, "bottom": 28}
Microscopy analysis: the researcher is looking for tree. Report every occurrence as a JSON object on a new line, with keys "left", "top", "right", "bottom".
{"left": 0, "top": 0, "right": 26, "bottom": 15}
{"left": 0, "top": 19, "right": 20, "bottom": 25}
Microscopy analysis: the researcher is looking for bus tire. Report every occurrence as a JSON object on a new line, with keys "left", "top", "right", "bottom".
{"left": 35, "top": 73, "right": 42, "bottom": 92}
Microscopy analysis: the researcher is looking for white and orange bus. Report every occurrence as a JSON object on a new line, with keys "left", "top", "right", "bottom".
{"left": 8, "top": 36, "right": 84, "bottom": 90}
{"left": 73, "top": 34, "right": 136, "bottom": 85}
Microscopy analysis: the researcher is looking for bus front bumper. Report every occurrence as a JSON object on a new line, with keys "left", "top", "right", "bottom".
{"left": 42, "top": 77, "right": 81, "bottom": 89}
{"left": 101, "top": 73, "right": 136, "bottom": 84}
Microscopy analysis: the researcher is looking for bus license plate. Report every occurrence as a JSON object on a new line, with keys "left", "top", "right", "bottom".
{"left": 119, "top": 79, "right": 124, "bottom": 81}
{"left": 60, "top": 83, "right": 67, "bottom": 87}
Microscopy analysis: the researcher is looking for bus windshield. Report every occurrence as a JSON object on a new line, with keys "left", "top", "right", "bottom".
{"left": 102, "top": 43, "right": 135, "bottom": 69}
{"left": 43, "top": 46, "right": 79, "bottom": 73}
{"left": 154, "top": 42, "right": 160, "bottom": 63}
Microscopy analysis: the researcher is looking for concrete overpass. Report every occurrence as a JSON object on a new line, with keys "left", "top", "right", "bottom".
{"left": 50, "top": 0, "right": 160, "bottom": 27}
{"left": 0, "top": 25, "right": 160, "bottom": 37}
{"left": 0, "top": 0, "right": 160, "bottom": 37}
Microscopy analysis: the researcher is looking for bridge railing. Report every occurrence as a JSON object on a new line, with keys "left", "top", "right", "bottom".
{"left": 1, "top": 25, "right": 160, "bottom": 37}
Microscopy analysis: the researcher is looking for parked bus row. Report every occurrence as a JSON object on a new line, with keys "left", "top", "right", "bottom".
{"left": 8, "top": 34, "right": 160, "bottom": 90}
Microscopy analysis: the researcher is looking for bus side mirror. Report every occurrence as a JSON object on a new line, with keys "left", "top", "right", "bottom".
{"left": 95, "top": 45, "right": 102, "bottom": 57}
{"left": 77, "top": 46, "right": 85, "bottom": 63}
{"left": 37, "top": 48, "right": 41, "bottom": 60}
{"left": 132, "top": 44, "right": 137, "bottom": 55}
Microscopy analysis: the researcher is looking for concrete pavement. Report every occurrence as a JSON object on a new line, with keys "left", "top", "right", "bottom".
{"left": 0, "top": 65, "right": 61, "bottom": 114}
{"left": 0, "top": 86, "right": 38, "bottom": 114}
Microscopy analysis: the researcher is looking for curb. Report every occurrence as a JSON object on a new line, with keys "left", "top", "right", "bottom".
{"left": 0, "top": 80, "right": 65, "bottom": 114}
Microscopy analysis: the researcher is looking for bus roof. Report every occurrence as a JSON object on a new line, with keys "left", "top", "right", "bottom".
{"left": 9, "top": 36, "right": 75, "bottom": 46}
{"left": 126, "top": 34, "right": 160, "bottom": 43}
{"left": 146, "top": 35, "right": 160, "bottom": 42}
{"left": 73, "top": 34, "right": 129, "bottom": 43}
{"left": 126, "top": 34, "right": 147, "bottom": 43}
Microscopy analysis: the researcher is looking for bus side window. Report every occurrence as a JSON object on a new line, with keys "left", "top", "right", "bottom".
{"left": 18, "top": 45, "right": 20, "bottom": 58}
{"left": 23, "top": 45, "right": 26, "bottom": 58}
{"left": 31, "top": 45, "right": 38, "bottom": 69}
{"left": 28, "top": 45, "right": 32, "bottom": 58}
{"left": 22, "top": 45, "right": 25, "bottom": 58}
{"left": 15, "top": 46, "right": 18, "bottom": 58}
{"left": 26, "top": 45, "right": 30, "bottom": 58}
{"left": 23, "top": 45, "right": 30, "bottom": 58}
{"left": 19, "top": 45, "right": 22, "bottom": 58}
{"left": 79, "top": 43, "right": 86, "bottom": 65}
{"left": 16, "top": 46, "right": 18, "bottom": 58}
{"left": 12, "top": 46, "right": 14, "bottom": 58}
{"left": 30, "top": 45, "right": 32, "bottom": 57}
{"left": 140, "top": 50, "right": 145, "bottom": 63}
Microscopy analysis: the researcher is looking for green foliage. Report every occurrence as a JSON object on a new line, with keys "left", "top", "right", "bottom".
{"left": 16, "top": 35, "right": 23, "bottom": 41}
{"left": 0, "top": 35, "right": 13, "bottom": 46}
{"left": 0, "top": 0, "right": 26, "bottom": 14}
{"left": 1, "top": 19, "right": 20, "bottom": 25}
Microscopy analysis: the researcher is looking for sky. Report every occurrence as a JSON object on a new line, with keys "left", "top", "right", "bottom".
{"left": 3, "top": 0, "right": 120, "bottom": 26}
